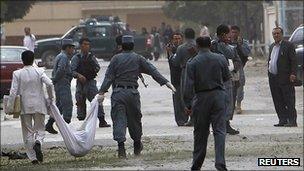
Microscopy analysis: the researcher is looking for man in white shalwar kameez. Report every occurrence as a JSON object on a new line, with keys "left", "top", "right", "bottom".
{"left": 9, "top": 50, "right": 54, "bottom": 164}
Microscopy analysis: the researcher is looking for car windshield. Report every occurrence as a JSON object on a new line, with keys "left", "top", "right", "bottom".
{"left": 0, "top": 48, "right": 25, "bottom": 62}
{"left": 289, "top": 27, "right": 303, "bottom": 46}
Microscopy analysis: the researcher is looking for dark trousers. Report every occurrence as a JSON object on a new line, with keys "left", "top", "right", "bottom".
{"left": 110, "top": 88, "right": 142, "bottom": 143}
{"left": 48, "top": 83, "right": 73, "bottom": 124}
{"left": 269, "top": 74, "right": 297, "bottom": 124}
{"left": 191, "top": 90, "right": 226, "bottom": 170}
{"left": 75, "top": 80, "right": 105, "bottom": 120}
{"left": 169, "top": 63, "right": 188, "bottom": 126}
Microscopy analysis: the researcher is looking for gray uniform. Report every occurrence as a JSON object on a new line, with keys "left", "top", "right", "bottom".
{"left": 230, "top": 39, "right": 251, "bottom": 103}
{"left": 171, "top": 39, "right": 196, "bottom": 125}
{"left": 99, "top": 51, "right": 168, "bottom": 143}
{"left": 211, "top": 39, "right": 242, "bottom": 120}
{"left": 51, "top": 51, "right": 73, "bottom": 123}
{"left": 184, "top": 49, "right": 231, "bottom": 170}
{"left": 71, "top": 52, "right": 105, "bottom": 120}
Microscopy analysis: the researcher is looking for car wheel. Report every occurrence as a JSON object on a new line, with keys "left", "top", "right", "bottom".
{"left": 42, "top": 50, "right": 57, "bottom": 69}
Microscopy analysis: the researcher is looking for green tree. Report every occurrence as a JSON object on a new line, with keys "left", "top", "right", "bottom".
{"left": 1, "top": 1, "right": 36, "bottom": 24}
{"left": 162, "top": 1, "right": 263, "bottom": 42}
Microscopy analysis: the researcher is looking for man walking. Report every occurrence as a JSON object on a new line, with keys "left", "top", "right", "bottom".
{"left": 71, "top": 37, "right": 110, "bottom": 127}
{"left": 268, "top": 27, "right": 297, "bottom": 127}
{"left": 211, "top": 24, "right": 242, "bottom": 135}
{"left": 96, "top": 35, "right": 176, "bottom": 158}
{"left": 172, "top": 28, "right": 197, "bottom": 126}
{"left": 184, "top": 37, "right": 230, "bottom": 171}
{"left": 229, "top": 25, "right": 251, "bottom": 114}
{"left": 23, "top": 27, "right": 36, "bottom": 52}
{"left": 45, "top": 39, "right": 75, "bottom": 134}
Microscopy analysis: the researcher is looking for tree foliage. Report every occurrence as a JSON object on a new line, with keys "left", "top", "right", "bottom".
{"left": 1, "top": 1, "right": 36, "bottom": 24}
{"left": 162, "top": 1, "right": 263, "bottom": 41}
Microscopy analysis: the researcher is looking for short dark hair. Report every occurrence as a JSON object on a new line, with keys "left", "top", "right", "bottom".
{"left": 79, "top": 37, "right": 91, "bottom": 45}
{"left": 196, "top": 37, "right": 211, "bottom": 48}
{"left": 122, "top": 42, "right": 134, "bottom": 51}
{"left": 231, "top": 25, "right": 240, "bottom": 32}
{"left": 184, "top": 28, "right": 195, "bottom": 39}
{"left": 216, "top": 24, "right": 230, "bottom": 36}
{"left": 273, "top": 27, "right": 284, "bottom": 34}
{"left": 21, "top": 50, "right": 35, "bottom": 65}
{"left": 116, "top": 35, "right": 123, "bottom": 45}
{"left": 171, "top": 32, "right": 183, "bottom": 39}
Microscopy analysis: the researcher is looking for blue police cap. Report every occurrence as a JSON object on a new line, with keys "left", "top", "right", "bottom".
{"left": 122, "top": 35, "right": 134, "bottom": 43}
{"left": 61, "top": 39, "right": 75, "bottom": 47}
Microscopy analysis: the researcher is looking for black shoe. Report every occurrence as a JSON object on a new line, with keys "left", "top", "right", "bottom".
{"left": 31, "top": 160, "right": 39, "bottom": 165}
{"left": 99, "top": 118, "right": 111, "bottom": 128}
{"left": 118, "top": 142, "right": 126, "bottom": 158}
{"left": 33, "top": 142, "right": 43, "bottom": 162}
{"left": 134, "top": 141, "right": 143, "bottom": 156}
{"left": 274, "top": 123, "right": 287, "bottom": 127}
{"left": 226, "top": 123, "right": 239, "bottom": 135}
{"left": 215, "top": 163, "right": 228, "bottom": 171}
{"left": 284, "top": 123, "right": 297, "bottom": 127}
{"left": 45, "top": 123, "right": 58, "bottom": 134}
{"left": 183, "top": 120, "right": 194, "bottom": 127}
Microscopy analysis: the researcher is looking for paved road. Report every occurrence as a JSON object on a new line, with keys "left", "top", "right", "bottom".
{"left": 1, "top": 59, "right": 303, "bottom": 170}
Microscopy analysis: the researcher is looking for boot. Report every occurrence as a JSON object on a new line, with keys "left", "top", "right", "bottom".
{"left": 33, "top": 141, "right": 43, "bottom": 162}
{"left": 236, "top": 101, "right": 242, "bottom": 114}
{"left": 118, "top": 142, "right": 126, "bottom": 158}
{"left": 99, "top": 116, "right": 111, "bottom": 128}
{"left": 45, "top": 119, "right": 58, "bottom": 134}
{"left": 134, "top": 140, "right": 143, "bottom": 156}
{"left": 226, "top": 121, "right": 239, "bottom": 135}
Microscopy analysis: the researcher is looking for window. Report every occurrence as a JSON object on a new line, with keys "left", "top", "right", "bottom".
{"left": 87, "top": 26, "right": 111, "bottom": 37}
{"left": 290, "top": 28, "right": 303, "bottom": 46}
{"left": 1, "top": 48, "right": 25, "bottom": 62}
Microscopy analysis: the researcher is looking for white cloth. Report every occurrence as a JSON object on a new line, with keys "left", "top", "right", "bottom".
{"left": 23, "top": 34, "right": 36, "bottom": 52}
{"left": 9, "top": 66, "right": 53, "bottom": 115}
{"left": 48, "top": 97, "right": 99, "bottom": 157}
{"left": 20, "top": 113, "right": 45, "bottom": 161}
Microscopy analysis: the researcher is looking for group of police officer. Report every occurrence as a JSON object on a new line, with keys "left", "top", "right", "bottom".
{"left": 166, "top": 24, "right": 250, "bottom": 170}
{"left": 45, "top": 38, "right": 110, "bottom": 135}
{"left": 45, "top": 23, "right": 250, "bottom": 170}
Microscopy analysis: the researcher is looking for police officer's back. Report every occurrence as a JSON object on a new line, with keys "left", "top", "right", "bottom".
{"left": 97, "top": 35, "right": 176, "bottom": 158}
{"left": 184, "top": 37, "right": 230, "bottom": 171}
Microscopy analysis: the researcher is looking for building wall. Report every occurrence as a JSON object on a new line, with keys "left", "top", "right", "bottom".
{"left": 3, "top": 1, "right": 179, "bottom": 45}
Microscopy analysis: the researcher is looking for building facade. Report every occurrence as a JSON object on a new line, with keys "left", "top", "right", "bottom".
{"left": 3, "top": 1, "right": 179, "bottom": 45}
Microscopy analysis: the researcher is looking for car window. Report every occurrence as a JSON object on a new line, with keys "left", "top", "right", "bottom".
{"left": 67, "top": 27, "right": 88, "bottom": 40}
{"left": 87, "top": 26, "right": 111, "bottom": 37}
{"left": 0, "top": 48, "right": 24, "bottom": 62}
{"left": 290, "top": 28, "right": 303, "bottom": 45}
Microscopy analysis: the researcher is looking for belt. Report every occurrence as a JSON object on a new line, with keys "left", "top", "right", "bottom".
{"left": 114, "top": 85, "right": 137, "bottom": 89}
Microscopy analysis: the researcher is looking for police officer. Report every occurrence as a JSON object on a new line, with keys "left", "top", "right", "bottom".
{"left": 45, "top": 39, "right": 75, "bottom": 134}
{"left": 96, "top": 35, "right": 176, "bottom": 158}
{"left": 172, "top": 28, "right": 197, "bottom": 126}
{"left": 184, "top": 37, "right": 230, "bottom": 171}
{"left": 211, "top": 24, "right": 242, "bottom": 135}
{"left": 229, "top": 25, "right": 251, "bottom": 114}
{"left": 166, "top": 32, "right": 185, "bottom": 126}
{"left": 71, "top": 37, "right": 110, "bottom": 127}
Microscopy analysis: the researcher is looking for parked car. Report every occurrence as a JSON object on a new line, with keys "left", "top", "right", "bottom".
{"left": 289, "top": 25, "right": 303, "bottom": 86}
{"left": 35, "top": 19, "right": 150, "bottom": 69}
{"left": 0, "top": 46, "right": 26, "bottom": 99}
